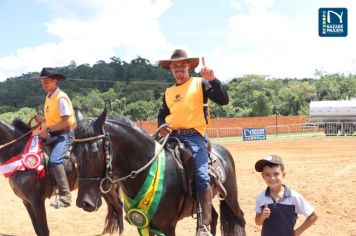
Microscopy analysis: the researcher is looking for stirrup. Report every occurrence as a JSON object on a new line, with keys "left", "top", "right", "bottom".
{"left": 50, "top": 199, "right": 70, "bottom": 209}
{"left": 50, "top": 193, "right": 71, "bottom": 209}
{"left": 196, "top": 225, "right": 213, "bottom": 236}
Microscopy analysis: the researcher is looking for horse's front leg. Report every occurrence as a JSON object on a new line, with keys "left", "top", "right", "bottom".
{"left": 23, "top": 200, "right": 49, "bottom": 236}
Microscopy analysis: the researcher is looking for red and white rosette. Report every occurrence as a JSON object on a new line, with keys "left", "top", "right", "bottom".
{"left": 22, "top": 153, "right": 41, "bottom": 170}
{"left": 0, "top": 135, "right": 45, "bottom": 178}
{"left": 21, "top": 135, "right": 43, "bottom": 170}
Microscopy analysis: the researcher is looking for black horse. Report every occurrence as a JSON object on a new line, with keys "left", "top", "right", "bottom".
{"left": 0, "top": 119, "right": 124, "bottom": 236}
{"left": 73, "top": 109, "right": 246, "bottom": 236}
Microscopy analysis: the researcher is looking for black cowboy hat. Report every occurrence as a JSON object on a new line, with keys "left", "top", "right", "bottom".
{"left": 159, "top": 49, "right": 199, "bottom": 70}
{"left": 38, "top": 67, "right": 66, "bottom": 81}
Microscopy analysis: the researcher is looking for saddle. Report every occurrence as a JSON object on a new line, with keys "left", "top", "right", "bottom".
{"left": 165, "top": 138, "right": 227, "bottom": 200}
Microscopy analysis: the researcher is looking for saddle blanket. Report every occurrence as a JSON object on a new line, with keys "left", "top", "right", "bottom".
{"left": 0, "top": 135, "right": 45, "bottom": 178}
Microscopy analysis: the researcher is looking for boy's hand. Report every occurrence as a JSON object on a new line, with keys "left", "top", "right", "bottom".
{"left": 255, "top": 204, "right": 271, "bottom": 225}
{"left": 262, "top": 204, "right": 271, "bottom": 219}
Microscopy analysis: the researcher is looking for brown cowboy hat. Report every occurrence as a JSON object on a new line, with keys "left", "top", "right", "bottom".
{"left": 159, "top": 49, "right": 199, "bottom": 70}
{"left": 38, "top": 67, "right": 66, "bottom": 81}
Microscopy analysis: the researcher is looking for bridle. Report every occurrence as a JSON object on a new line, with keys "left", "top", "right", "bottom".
{"left": 73, "top": 129, "right": 114, "bottom": 194}
{"left": 73, "top": 125, "right": 170, "bottom": 194}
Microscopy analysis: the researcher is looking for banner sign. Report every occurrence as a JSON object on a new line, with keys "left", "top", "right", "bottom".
{"left": 243, "top": 128, "right": 266, "bottom": 141}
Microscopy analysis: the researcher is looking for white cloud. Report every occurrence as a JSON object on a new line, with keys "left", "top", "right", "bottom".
{"left": 0, "top": 0, "right": 172, "bottom": 81}
{"left": 1, "top": 0, "right": 356, "bottom": 82}
{"left": 213, "top": 0, "right": 356, "bottom": 80}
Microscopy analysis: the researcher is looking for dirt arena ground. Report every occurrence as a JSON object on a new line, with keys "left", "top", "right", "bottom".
{"left": 1, "top": 137, "right": 355, "bottom": 236}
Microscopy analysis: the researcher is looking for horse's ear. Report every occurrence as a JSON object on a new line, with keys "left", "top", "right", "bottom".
{"left": 12, "top": 119, "right": 30, "bottom": 135}
{"left": 0, "top": 120, "right": 13, "bottom": 137}
{"left": 93, "top": 107, "right": 107, "bottom": 133}
{"left": 74, "top": 107, "right": 85, "bottom": 121}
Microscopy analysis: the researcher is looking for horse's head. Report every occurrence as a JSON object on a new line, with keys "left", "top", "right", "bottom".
{"left": 73, "top": 107, "right": 156, "bottom": 212}
{"left": 73, "top": 108, "right": 107, "bottom": 212}
{"left": 0, "top": 119, "right": 30, "bottom": 163}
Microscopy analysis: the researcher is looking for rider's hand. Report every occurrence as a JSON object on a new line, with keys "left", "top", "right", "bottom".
{"left": 198, "top": 57, "right": 215, "bottom": 81}
{"left": 34, "top": 114, "right": 46, "bottom": 124}
{"left": 159, "top": 126, "right": 172, "bottom": 138}
{"left": 38, "top": 126, "right": 49, "bottom": 139}
{"left": 199, "top": 66, "right": 215, "bottom": 81}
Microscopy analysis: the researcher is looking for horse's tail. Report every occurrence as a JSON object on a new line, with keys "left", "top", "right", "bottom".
{"left": 220, "top": 199, "right": 246, "bottom": 236}
{"left": 214, "top": 144, "right": 246, "bottom": 236}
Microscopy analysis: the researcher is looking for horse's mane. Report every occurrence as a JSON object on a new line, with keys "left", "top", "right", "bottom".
{"left": 106, "top": 115, "right": 149, "bottom": 137}
{"left": 74, "top": 114, "right": 152, "bottom": 156}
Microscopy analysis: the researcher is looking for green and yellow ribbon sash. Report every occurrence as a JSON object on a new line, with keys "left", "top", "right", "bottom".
{"left": 123, "top": 142, "right": 166, "bottom": 236}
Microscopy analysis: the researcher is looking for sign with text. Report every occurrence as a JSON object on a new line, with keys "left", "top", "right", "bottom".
{"left": 319, "top": 8, "right": 348, "bottom": 37}
{"left": 243, "top": 128, "right": 266, "bottom": 141}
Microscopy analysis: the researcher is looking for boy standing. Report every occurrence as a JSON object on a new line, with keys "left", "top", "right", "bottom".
{"left": 254, "top": 155, "right": 318, "bottom": 236}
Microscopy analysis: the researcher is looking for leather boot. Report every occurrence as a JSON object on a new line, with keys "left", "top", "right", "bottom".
{"left": 50, "top": 164, "right": 72, "bottom": 208}
{"left": 197, "top": 186, "right": 213, "bottom": 236}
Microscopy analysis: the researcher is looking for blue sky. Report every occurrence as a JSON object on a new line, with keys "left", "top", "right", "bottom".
{"left": 0, "top": 0, "right": 355, "bottom": 82}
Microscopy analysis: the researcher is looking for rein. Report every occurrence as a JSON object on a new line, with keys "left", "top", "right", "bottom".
{"left": 73, "top": 127, "right": 170, "bottom": 194}
{"left": 0, "top": 124, "right": 40, "bottom": 151}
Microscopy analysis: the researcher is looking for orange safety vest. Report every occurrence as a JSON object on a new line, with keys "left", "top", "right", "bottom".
{"left": 164, "top": 77, "right": 208, "bottom": 136}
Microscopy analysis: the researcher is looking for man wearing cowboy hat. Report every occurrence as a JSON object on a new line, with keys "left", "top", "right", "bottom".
{"left": 158, "top": 49, "right": 229, "bottom": 235}
{"left": 34, "top": 67, "right": 76, "bottom": 208}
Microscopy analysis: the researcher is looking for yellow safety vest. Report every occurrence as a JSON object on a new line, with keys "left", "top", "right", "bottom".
{"left": 44, "top": 89, "right": 76, "bottom": 129}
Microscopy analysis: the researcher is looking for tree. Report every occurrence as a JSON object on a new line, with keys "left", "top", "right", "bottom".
{"left": 0, "top": 107, "right": 36, "bottom": 124}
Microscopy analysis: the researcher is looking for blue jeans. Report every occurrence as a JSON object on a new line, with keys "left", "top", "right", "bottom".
{"left": 48, "top": 131, "right": 73, "bottom": 166}
{"left": 171, "top": 132, "right": 210, "bottom": 192}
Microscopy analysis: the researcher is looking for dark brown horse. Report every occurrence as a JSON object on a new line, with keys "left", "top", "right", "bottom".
{"left": 73, "top": 109, "right": 246, "bottom": 236}
{"left": 0, "top": 118, "right": 124, "bottom": 236}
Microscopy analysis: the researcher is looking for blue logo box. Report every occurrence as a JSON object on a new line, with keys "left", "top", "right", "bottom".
{"left": 319, "top": 8, "right": 348, "bottom": 37}
{"left": 243, "top": 128, "right": 266, "bottom": 141}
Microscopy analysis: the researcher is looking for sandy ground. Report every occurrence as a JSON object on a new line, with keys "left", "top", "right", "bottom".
{"left": 0, "top": 137, "right": 355, "bottom": 236}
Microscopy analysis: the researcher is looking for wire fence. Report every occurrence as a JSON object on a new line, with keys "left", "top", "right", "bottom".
{"left": 208, "top": 122, "right": 356, "bottom": 142}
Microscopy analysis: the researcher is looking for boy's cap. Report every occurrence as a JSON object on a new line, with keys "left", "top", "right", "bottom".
{"left": 255, "top": 155, "right": 284, "bottom": 172}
